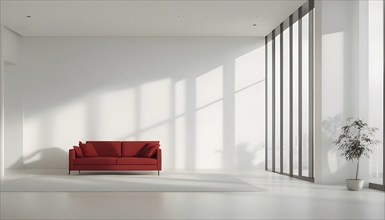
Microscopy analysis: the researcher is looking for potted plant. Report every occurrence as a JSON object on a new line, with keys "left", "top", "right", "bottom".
{"left": 333, "top": 118, "right": 380, "bottom": 191}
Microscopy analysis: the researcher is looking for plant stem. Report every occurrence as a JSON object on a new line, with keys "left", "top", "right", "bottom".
{"left": 356, "top": 159, "right": 360, "bottom": 180}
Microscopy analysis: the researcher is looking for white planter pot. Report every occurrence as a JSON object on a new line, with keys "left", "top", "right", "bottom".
{"left": 346, "top": 179, "right": 364, "bottom": 191}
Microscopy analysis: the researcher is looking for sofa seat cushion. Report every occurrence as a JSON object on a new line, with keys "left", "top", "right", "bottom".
{"left": 117, "top": 157, "right": 157, "bottom": 165}
{"left": 74, "top": 157, "right": 118, "bottom": 165}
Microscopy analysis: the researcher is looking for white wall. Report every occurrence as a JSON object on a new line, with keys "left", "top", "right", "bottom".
{"left": 1, "top": 24, "right": 23, "bottom": 174}
{"left": 315, "top": 0, "right": 372, "bottom": 184}
{"left": 4, "top": 63, "right": 23, "bottom": 169}
{"left": 2, "top": 26, "right": 23, "bottom": 169}
{"left": 7, "top": 37, "right": 265, "bottom": 170}
{"left": 3, "top": 27, "right": 21, "bottom": 65}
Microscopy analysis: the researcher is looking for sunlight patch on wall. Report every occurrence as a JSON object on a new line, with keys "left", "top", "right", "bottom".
{"left": 175, "top": 116, "right": 186, "bottom": 169}
{"left": 196, "top": 102, "right": 223, "bottom": 169}
{"left": 235, "top": 86, "right": 265, "bottom": 168}
{"left": 175, "top": 80, "right": 186, "bottom": 116}
{"left": 196, "top": 66, "right": 223, "bottom": 109}
{"left": 234, "top": 47, "right": 265, "bottom": 168}
{"left": 98, "top": 88, "right": 136, "bottom": 140}
{"left": 140, "top": 123, "right": 170, "bottom": 142}
{"left": 174, "top": 79, "right": 187, "bottom": 168}
{"left": 140, "top": 79, "right": 172, "bottom": 130}
{"left": 235, "top": 47, "right": 264, "bottom": 91}
{"left": 195, "top": 67, "right": 223, "bottom": 169}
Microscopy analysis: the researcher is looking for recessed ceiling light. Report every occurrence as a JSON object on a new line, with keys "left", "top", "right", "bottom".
{"left": 26, "top": 15, "right": 31, "bottom": 18}
{"left": 252, "top": 24, "right": 257, "bottom": 27}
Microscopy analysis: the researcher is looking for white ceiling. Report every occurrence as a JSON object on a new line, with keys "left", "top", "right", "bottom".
{"left": 2, "top": 0, "right": 306, "bottom": 37}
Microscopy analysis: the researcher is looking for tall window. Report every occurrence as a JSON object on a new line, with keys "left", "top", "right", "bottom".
{"left": 283, "top": 22, "right": 290, "bottom": 174}
{"left": 368, "top": 0, "right": 384, "bottom": 191}
{"left": 265, "top": 0, "right": 314, "bottom": 181}
{"left": 275, "top": 32, "right": 281, "bottom": 171}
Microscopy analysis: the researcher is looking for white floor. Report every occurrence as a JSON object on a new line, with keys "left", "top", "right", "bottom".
{"left": 1, "top": 169, "right": 384, "bottom": 219}
{"left": 1, "top": 169, "right": 261, "bottom": 192}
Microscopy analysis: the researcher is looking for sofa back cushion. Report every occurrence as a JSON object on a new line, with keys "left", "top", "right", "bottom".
{"left": 79, "top": 142, "right": 98, "bottom": 157}
{"left": 122, "top": 141, "right": 160, "bottom": 157}
{"left": 73, "top": 146, "right": 84, "bottom": 158}
{"left": 86, "top": 141, "right": 122, "bottom": 157}
{"left": 137, "top": 143, "right": 160, "bottom": 158}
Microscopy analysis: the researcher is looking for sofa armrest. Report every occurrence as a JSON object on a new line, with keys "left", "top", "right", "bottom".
{"left": 157, "top": 148, "right": 162, "bottom": 171}
{"left": 69, "top": 149, "right": 75, "bottom": 171}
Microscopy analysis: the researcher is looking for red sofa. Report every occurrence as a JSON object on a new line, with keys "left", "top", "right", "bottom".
{"left": 69, "top": 141, "right": 162, "bottom": 175}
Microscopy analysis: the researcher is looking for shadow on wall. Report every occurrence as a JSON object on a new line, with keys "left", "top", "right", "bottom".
{"left": 7, "top": 158, "right": 23, "bottom": 169}
{"left": 322, "top": 114, "right": 354, "bottom": 180}
{"left": 21, "top": 148, "right": 67, "bottom": 169}
{"left": 236, "top": 142, "right": 265, "bottom": 168}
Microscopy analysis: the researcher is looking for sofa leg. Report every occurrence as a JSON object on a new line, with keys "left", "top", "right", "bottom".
{"left": 79, "top": 170, "right": 80, "bottom": 174}
{"left": 158, "top": 170, "right": 160, "bottom": 176}
{"left": 68, "top": 170, "right": 70, "bottom": 175}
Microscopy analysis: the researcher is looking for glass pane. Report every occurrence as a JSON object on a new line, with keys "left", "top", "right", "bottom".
{"left": 301, "top": 13, "right": 310, "bottom": 177}
{"left": 267, "top": 39, "right": 273, "bottom": 171}
{"left": 369, "top": 0, "right": 384, "bottom": 186}
{"left": 266, "top": 8, "right": 314, "bottom": 180}
{"left": 275, "top": 34, "right": 281, "bottom": 171}
{"left": 283, "top": 27, "right": 290, "bottom": 174}
{"left": 293, "top": 20, "right": 299, "bottom": 176}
